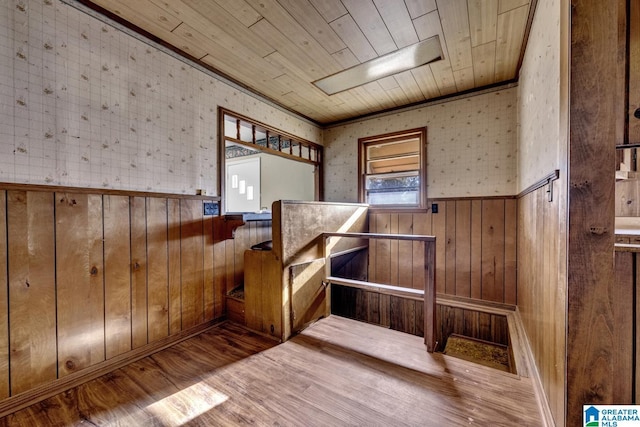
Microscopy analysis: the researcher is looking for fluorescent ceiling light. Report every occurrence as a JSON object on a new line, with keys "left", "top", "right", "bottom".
{"left": 313, "top": 36, "right": 443, "bottom": 95}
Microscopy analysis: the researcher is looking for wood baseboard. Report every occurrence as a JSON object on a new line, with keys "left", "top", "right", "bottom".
{"left": 0, "top": 318, "right": 226, "bottom": 418}
{"left": 511, "top": 307, "right": 556, "bottom": 427}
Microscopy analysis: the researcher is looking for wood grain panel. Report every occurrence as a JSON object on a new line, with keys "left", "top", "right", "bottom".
{"left": 374, "top": 0, "right": 419, "bottom": 48}
{"left": 224, "top": 239, "right": 235, "bottom": 295}
{"left": 212, "top": 217, "right": 226, "bottom": 320}
{"left": 330, "top": 14, "right": 377, "bottom": 63}
{"left": 160, "top": 0, "right": 275, "bottom": 57}
{"left": 146, "top": 197, "right": 169, "bottom": 342}
{"left": 167, "top": 198, "right": 182, "bottom": 335}
{"left": 503, "top": 199, "right": 517, "bottom": 305}
{"left": 566, "top": 1, "right": 622, "bottom": 424}
{"left": 613, "top": 251, "right": 634, "bottom": 401}
{"left": 431, "top": 201, "right": 447, "bottom": 294}
{"left": 388, "top": 213, "right": 400, "bottom": 286}
{"left": 470, "top": 200, "right": 483, "bottom": 299}
{"left": 397, "top": 213, "right": 414, "bottom": 287}
{"left": 341, "top": 0, "right": 397, "bottom": 56}
{"left": 445, "top": 201, "right": 456, "bottom": 295}
{"left": 367, "top": 198, "right": 514, "bottom": 304}
{"left": 276, "top": 0, "right": 346, "bottom": 53}
{"left": 130, "top": 197, "right": 148, "bottom": 349}
{"left": 203, "top": 216, "right": 215, "bottom": 322}
{"left": 7, "top": 191, "right": 57, "bottom": 395}
{"left": 412, "top": 212, "right": 431, "bottom": 290}
{"left": 481, "top": 199, "right": 505, "bottom": 302}
{"left": 103, "top": 195, "right": 132, "bottom": 359}
{"left": 469, "top": 0, "right": 498, "bottom": 47}
{"left": 180, "top": 199, "right": 204, "bottom": 329}
{"left": 518, "top": 186, "right": 567, "bottom": 426}
{"left": 372, "top": 213, "right": 391, "bottom": 284}
{"left": 437, "top": 0, "right": 472, "bottom": 71}
{"left": 0, "top": 192, "right": 7, "bottom": 399}
{"left": 55, "top": 193, "right": 105, "bottom": 377}
{"left": 629, "top": 0, "right": 640, "bottom": 143}
{"left": 455, "top": 200, "right": 471, "bottom": 297}
{"left": 233, "top": 221, "right": 250, "bottom": 290}
{"left": 495, "top": 4, "right": 528, "bottom": 80}
{"left": 472, "top": 42, "right": 497, "bottom": 87}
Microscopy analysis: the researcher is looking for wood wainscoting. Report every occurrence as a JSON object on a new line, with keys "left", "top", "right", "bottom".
{"left": 517, "top": 181, "right": 566, "bottom": 426}
{"left": 368, "top": 197, "right": 517, "bottom": 304}
{"left": 612, "top": 248, "right": 638, "bottom": 403}
{"left": 0, "top": 184, "right": 269, "bottom": 416}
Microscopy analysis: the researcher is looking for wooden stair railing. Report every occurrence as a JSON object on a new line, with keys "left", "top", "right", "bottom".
{"left": 322, "top": 232, "right": 437, "bottom": 352}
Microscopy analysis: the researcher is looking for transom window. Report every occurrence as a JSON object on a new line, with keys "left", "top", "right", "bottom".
{"left": 358, "top": 128, "right": 427, "bottom": 209}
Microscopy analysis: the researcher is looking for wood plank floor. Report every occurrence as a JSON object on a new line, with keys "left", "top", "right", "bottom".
{"left": 0, "top": 316, "right": 542, "bottom": 426}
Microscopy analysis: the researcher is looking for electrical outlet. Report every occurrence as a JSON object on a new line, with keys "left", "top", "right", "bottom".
{"left": 203, "top": 202, "right": 219, "bottom": 216}
{"left": 431, "top": 203, "right": 438, "bottom": 214}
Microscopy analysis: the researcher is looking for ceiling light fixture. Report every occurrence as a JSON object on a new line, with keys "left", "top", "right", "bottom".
{"left": 313, "top": 36, "right": 443, "bottom": 95}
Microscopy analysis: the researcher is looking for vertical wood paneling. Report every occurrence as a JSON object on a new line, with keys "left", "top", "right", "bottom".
{"left": 0, "top": 192, "right": 7, "bottom": 399}
{"left": 146, "top": 197, "right": 169, "bottom": 343}
{"left": 1, "top": 186, "right": 227, "bottom": 404}
{"left": 629, "top": 0, "right": 640, "bottom": 143}
{"left": 379, "top": 294, "right": 390, "bottom": 327}
{"left": 131, "top": 197, "right": 148, "bottom": 349}
{"left": 366, "top": 197, "right": 515, "bottom": 304}
{"left": 613, "top": 251, "right": 634, "bottom": 401}
{"left": 397, "top": 213, "right": 413, "bottom": 287}
{"left": 225, "top": 239, "right": 235, "bottom": 294}
{"left": 470, "top": 200, "right": 483, "bottom": 299}
{"left": 637, "top": 256, "right": 640, "bottom": 403}
{"left": 432, "top": 202, "right": 447, "bottom": 294}
{"left": 203, "top": 216, "right": 215, "bottom": 322}
{"left": 481, "top": 199, "right": 505, "bottom": 302}
{"left": 518, "top": 186, "right": 567, "bottom": 426}
{"left": 233, "top": 226, "right": 248, "bottom": 289}
{"left": 167, "top": 198, "right": 182, "bottom": 334}
{"left": 103, "top": 195, "right": 132, "bottom": 359}
{"left": 389, "top": 214, "right": 400, "bottom": 286}
{"left": 455, "top": 200, "right": 471, "bottom": 297}
{"left": 212, "top": 218, "right": 226, "bottom": 319}
{"left": 8, "top": 191, "right": 57, "bottom": 394}
{"left": 503, "top": 199, "right": 517, "bottom": 305}
{"left": 373, "top": 213, "right": 391, "bottom": 284}
{"left": 566, "top": 0, "right": 621, "bottom": 423}
{"left": 180, "top": 200, "right": 204, "bottom": 329}
{"left": 55, "top": 193, "right": 105, "bottom": 377}
{"left": 412, "top": 212, "right": 431, "bottom": 290}
{"left": 445, "top": 201, "right": 456, "bottom": 295}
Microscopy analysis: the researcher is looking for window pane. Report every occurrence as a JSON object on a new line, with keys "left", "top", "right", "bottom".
{"left": 367, "top": 139, "right": 419, "bottom": 160}
{"left": 367, "top": 190, "right": 418, "bottom": 205}
{"left": 366, "top": 138, "right": 420, "bottom": 174}
{"left": 365, "top": 172, "right": 419, "bottom": 205}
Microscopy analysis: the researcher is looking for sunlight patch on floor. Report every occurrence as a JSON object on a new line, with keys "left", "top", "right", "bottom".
{"left": 145, "top": 382, "right": 229, "bottom": 425}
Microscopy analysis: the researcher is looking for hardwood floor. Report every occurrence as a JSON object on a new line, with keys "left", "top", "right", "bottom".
{"left": 0, "top": 316, "right": 542, "bottom": 426}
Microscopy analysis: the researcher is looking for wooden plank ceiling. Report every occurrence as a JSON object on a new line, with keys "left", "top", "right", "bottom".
{"left": 86, "top": 0, "right": 533, "bottom": 124}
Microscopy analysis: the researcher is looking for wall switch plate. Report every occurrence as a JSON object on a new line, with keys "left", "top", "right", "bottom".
{"left": 431, "top": 203, "right": 438, "bottom": 214}
{"left": 203, "top": 202, "right": 219, "bottom": 216}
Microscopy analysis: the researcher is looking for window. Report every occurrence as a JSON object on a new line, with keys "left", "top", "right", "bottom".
{"left": 219, "top": 108, "right": 323, "bottom": 213}
{"left": 358, "top": 128, "right": 427, "bottom": 209}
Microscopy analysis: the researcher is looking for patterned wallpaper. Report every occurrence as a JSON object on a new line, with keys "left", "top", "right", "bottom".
{"left": 517, "top": 0, "right": 562, "bottom": 192}
{"left": 324, "top": 88, "right": 518, "bottom": 200}
{"left": 0, "top": 0, "right": 321, "bottom": 196}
